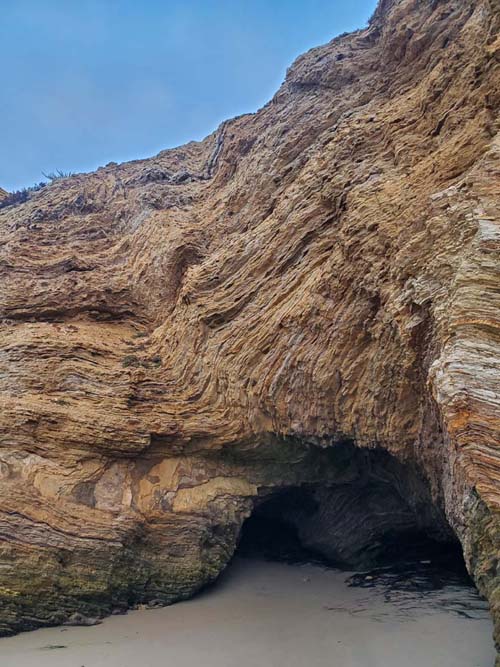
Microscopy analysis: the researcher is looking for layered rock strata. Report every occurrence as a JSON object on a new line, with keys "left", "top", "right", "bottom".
{"left": 0, "top": 0, "right": 499, "bottom": 660}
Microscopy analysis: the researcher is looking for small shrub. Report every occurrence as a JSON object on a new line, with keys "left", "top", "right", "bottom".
{"left": 0, "top": 182, "right": 46, "bottom": 210}
{"left": 42, "top": 169, "right": 74, "bottom": 182}
{"left": 0, "top": 168, "right": 75, "bottom": 212}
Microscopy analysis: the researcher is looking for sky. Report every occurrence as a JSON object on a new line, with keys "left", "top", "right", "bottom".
{"left": 1, "top": 0, "right": 377, "bottom": 191}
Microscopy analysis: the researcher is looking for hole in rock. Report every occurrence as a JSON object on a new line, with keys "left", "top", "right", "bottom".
{"left": 237, "top": 487, "right": 327, "bottom": 565}
{"left": 233, "top": 448, "right": 473, "bottom": 593}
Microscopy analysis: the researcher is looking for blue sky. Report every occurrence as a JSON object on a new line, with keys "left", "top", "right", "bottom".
{"left": 1, "top": 0, "right": 377, "bottom": 191}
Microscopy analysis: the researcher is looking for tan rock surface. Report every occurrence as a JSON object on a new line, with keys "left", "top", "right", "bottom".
{"left": 0, "top": 0, "right": 499, "bottom": 660}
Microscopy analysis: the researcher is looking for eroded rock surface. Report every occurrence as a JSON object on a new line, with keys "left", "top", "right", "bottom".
{"left": 0, "top": 0, "right": 499, "bottom": 660}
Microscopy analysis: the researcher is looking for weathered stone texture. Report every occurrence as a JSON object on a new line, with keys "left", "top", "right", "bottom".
{"left": 0, "top": 0, "right": 499, "bottom": 659}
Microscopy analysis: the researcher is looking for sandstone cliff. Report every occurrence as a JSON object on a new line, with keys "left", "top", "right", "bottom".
{"left": 0, "top": 0, "right": 499, "bottom": 660}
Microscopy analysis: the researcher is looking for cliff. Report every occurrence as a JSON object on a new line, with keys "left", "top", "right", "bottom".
{"left": 0, "top": 0, "right": 499, "bottom": 660}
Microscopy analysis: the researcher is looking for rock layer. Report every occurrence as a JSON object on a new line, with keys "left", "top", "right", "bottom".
{"left": 0, "top": 0, "right": 499, "bottom": 660}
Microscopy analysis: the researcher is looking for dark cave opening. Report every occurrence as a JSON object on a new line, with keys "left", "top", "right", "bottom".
{"left": 235, "top": 482, "right": 472, "bottom": 591}
{"left": 237, "top": 487, "right": 326, "bottom": 564}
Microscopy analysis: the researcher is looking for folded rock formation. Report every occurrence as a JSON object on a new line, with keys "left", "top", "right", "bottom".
{"left": 0, "top": 0, "right": 499, "bottom": 660}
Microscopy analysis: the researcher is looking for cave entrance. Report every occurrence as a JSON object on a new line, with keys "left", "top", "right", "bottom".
{"left": 234, "top": 468, "right": 471, "bottom": 588}
{"left": 237, "top": 487, "right": 325, "bottom": 564}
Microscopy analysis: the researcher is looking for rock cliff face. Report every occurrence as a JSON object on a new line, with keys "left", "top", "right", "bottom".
{"left": 0, "top": 0, "right": 499, "bottom": 659}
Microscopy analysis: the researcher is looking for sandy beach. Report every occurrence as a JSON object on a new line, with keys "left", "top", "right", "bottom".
{"left": 0, "top": 557, "right": 493, "bottom": 667}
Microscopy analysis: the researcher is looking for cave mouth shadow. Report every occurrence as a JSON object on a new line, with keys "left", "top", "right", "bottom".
{"left": 235, "top": 484, "right": 473, "bottom": 593}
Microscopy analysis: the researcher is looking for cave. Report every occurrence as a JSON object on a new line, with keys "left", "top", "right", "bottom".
{"left": 233, "top": 445, "right": 471, "bottom": 588}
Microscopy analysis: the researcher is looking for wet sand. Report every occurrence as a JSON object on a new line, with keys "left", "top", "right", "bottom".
{"left": 0, "top": 557, "right": 494, "bottom": 667}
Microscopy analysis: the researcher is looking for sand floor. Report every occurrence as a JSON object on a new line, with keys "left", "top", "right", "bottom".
{"left": 0, "top": 557, "right": 494, "bottom": 667}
